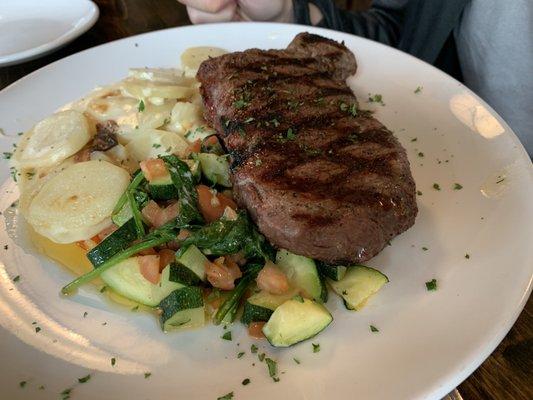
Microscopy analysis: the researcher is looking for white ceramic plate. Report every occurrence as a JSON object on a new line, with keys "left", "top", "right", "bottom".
{"left": 0, "top": 0, "right": 99, "bottom": 66}
{"left": 0, "top": 23, "right": 532, "bottom": 400}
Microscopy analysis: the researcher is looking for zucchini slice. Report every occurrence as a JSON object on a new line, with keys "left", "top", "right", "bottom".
{"left": 169, "top": 262, "right": 202, "bottom": 286}
{"left": 148, "top": 174, "right": 178, "bottom": 200}
{"left": 175, "top": 245, "right": 208, "bottom": 281}
{"left": 262, "top": 298, "right": 333, "bottom": 347}
{"left": 198, "top": 153, "right": 231, "bottom": 187}
{"left": 86, "top": 219, "right": 137, "bottom": 267}
{"left": 241, "top": 289, "right": 297, "bottom": 325}
{"left": 276, "top": 249, "right": 323, "bottom": 302}
{"left": 159, "top": 286, "right": 205, "bottom": 332}
{"left": 317, "top": 261, "right": 347, "bottom": 281}
{"left": 328, "top": 265, "right": 389, "bottom": 310}
{"left": 100, "top": 260, "right": 183, "bottom": 306}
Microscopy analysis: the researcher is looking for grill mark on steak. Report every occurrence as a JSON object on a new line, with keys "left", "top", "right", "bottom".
{"left": 197, "top": 32, "right": 417, "bottom": 264}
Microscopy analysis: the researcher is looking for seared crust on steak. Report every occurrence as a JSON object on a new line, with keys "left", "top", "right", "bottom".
{"left": 197, "top": 33, "right": 417, "bottom": 264}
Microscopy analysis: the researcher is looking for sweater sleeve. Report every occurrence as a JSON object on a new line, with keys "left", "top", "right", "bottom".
{"left": 292, "top": 0, "right": 408, "bottom": 47}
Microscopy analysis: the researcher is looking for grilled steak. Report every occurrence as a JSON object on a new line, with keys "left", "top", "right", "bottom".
{"left": 197, "top": 33, "right": 417, "bottom": 264}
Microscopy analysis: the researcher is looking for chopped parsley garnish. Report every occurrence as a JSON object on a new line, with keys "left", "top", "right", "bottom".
{"left": 221, "top": 331, "right": 232, "bottom": 341}
{"left": 217, "top": 392, "right": 234, "bottom": 400}
{"left": 254, "top": 158, "right": 262, "bottom": 167}
{"left": 417, "top": 152, "right": 424, "bottom": 158}
{"left": 312, "top": 343, "right": 320, "bottom": 353}
{"left": 35, "top": 326, "right": 41, "bottom": 333}
{"left": 250, "top": 344, "right": 258, "bottom": 353}
{"left": 242, "top": 378, "right": 250, "bottom": 385}
{"left": 131, "top": 305, "right": 139, "bottom": 311}
{"left": 425, "top": 279, "right": 438, "bottom": 291}
{"left": 465, "top": 254, "right": 470, "bottom": 259}
{"left": 417, "top": 190, "right": 423, "bottom": 196}
{"left": 265, "top": 358, "right": 278, "bottom": 381}
{"left": 144, "top": 372, "right": 152, "bottom": 379}
{"left": 19, "top": 381, "right": 27, "bottom": 388}
{"left": 293, "top": 294, "right": 304, "bottom": 303}
{"left": 4, "top": 244, "right": 8, "bottom": 250}
{"left": 138, "top": 100, "right": 145, "bottom": 112}
{"left": 411, "top": 137, "right": 418, "bottom": 142}
{"left": 258, "top": 353, "right": 265, "bottom": 362}
{"left": 78, "top": 374, "right": 91, "bottom": 383}
{"left": 233, "top": 98, "right": 249, "bottom": 109}
{"left": 25, "top": 171, "right": 35, "bottom": 179}
{"left": 13, "top": 275, "right": 20, "bottom": 282}
{"left": 496, "top": 177, "right": 505, "bottom": 184}
{"left": 237, "top": 352, "right": 245, "bottom": 359}
{"left": 244, "top": 117, "right": 255, "bottom": 124}
{"left": 422, "top": 246, "right": 428, "bottom": 251}
{"left": 38, "top": 385, "right": 45, "bottom": 390}
{"left": 287, "top": 100, "right": 303, "bottom": 110}
{"left": 293, "top": 358, "right": 301, "bottom": 364}
{"left": 111, "top": 357, "right": 116, "bottom": 366}
{"left": 453, "top": 183, "right": 463, "bottom": 190}
{"left": 152, "top": 143, "right": 161, "bottom": 149}
{"left": 163, "top": 117, "right": 171, "bottom": 125}
{"left": 341, "top": 290, "right": 348, "bottom": 295}
{"left": 414, "top": 86, "right": 423, "bottom": 94}
{"left": 3, "top": 152, "right": 12, "bottom": 160}
{"left": 61, "top": 388, "right": 72, "bottom": 400}
{"left": 433, "top": 183, "right": 441, "bottom": 191}
{"left": 348, "top": 133, "right": 359, "bottom": 143}
{"left": 100, "top": 285, "right": 107, "bottom": 293}
{"left": 286, "top": 128, "right": 296, "bottom": 140}
{"left": 368, "top": 93, "right": 384, "bottom": 105}
{"left": 270, "top": 118, "right": 280, "bottom": 127}
{"left": 370, "top": 325, "right": 379, "bottom": 333}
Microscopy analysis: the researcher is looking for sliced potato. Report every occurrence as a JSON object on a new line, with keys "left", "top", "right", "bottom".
{"left": 181, "top": 46, "right": 227, "bottom": 76}
{"left": 167, "top": 101, "right": 204, "bottom": 135}
{"left": 122, "top": 78, "right": 193, "bottom": 100}
{"left": 12, "top": 111, "right": 91, "bottom": 169}
{"left": 125, "top": 128, "right": 190, "bottom": 162}
{"left": 138, "top": 99, "right": 176, "bottom": 130}
{"left": 27, "top": 160, "right": 130, "bottom": 243}
{"left": 128, "top": 68, "right": 195, "bottom": 86}
{"left": 18, "top": 158, "right": 76, "bottom": 215}
{"left": 86, "top": 94, "right": 139, "bottom": 127}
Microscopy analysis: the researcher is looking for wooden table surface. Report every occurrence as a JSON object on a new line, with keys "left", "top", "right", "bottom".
{"left": 1, "top": 1, "right": 531, "bottom": 399}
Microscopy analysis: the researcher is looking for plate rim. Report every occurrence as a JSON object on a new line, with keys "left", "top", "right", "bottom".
{"left": 0, "top": 0, "right": 99, "bottom": 66}
{"left": 0, "top": 21, "right": 532, "bottom": 400}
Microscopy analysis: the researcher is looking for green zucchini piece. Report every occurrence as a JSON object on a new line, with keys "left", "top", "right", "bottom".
{"left": 198, "top": 153, "right": 231, "bottom": 187}
{"left": 112, "top": 202, "right": 133, "bottom": 227}
{"left": 328, "top": 265, "right": 389, "bottom": 310}
{"left": 100, "top": 260, "right": 183, "bottom": 306}
{"left": 276, "top": 249, "right": 323, "bottom": 302}
{"left": 87, "top": 219, "right": 137, "bottom": 267}
{"left": 317, "top": 261, "right": 347, "bottom": 281}
{"left": 319, "top": 273, "right": 329, "bottom": 303}
{"left": 148, "top": 174, "right": 178, "bottom": 200}
{"left": 262, "top": 298, "right": 333, "bottom": 347}
{"left": 241, "top": 289, "right": 297, "bottom": 325}
{"left": 159, "top": 286, "right": 205, "bottom": 332}
{"left": 175, "top": 245, "right": 208, "bottom": 281}
{"left": 169, "top": 262, "right": 202, "bottom": 286}
{"left": 184, "top": 158, "right": 201, "bottom": 183}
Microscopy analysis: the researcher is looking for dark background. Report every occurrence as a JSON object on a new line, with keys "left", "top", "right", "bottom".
{"left": 0, "top": 1, "right": 531, "bottom": 399}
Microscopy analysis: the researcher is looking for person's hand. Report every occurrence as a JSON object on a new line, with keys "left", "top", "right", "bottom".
{"left": 178, "top": 0, "right": 294, "bottom": 24}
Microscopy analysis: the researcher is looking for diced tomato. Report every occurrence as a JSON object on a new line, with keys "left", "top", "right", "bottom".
{"left": 138, "top": 255, "right": 161, "bottom": 284}
{"left": 229, "top": 251, "right": 247, "bottom": 266}
{"left": 140, "top": 158, "right": 169, "bottom": 182}
{"left": 204, "top": 135, "right": 219, "bottom": 146}
{"left": 138, "top": 247, "right": 157, "bottom": 255}
{"left": 196, "top": 185, "right": 237, "bottom": 223}
{"left": 189, "top": 139, "right": 202, "bottom": 154}
{"left": 141, "top": 200, "right": 162, "bottom": 227}
{"left": 77, "top": 237, "right": 99, "bottom": 251}
{"left": 158, "top": 249, "right": 175, "bottom": 272}
{"left": 177, "top": 229, "right": 191, "bottom": 241}
{"left": 256, "top": 261, "right": 290, "bottom": 295}
{"left": 205, "top": 256, "right": 242, "bottom": 290}
{"left": 141, "top": 201, "right": 180, "bottom": 228}
{"left": 248, "top": 322, "right": 266, "bottom": 339}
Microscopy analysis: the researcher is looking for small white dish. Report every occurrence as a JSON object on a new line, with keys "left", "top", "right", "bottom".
{"left": 0, "top": 23, "right": 531, "bottom": 400}
{"left": 0, "top": 0, "right": 99, "bottom": 66}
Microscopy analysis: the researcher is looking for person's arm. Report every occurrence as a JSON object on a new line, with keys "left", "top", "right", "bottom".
{"left": 293, "top": 0, "right": 408, "bottom": 47}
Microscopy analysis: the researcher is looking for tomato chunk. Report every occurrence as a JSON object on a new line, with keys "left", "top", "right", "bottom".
{"left": 196, "top": 185, "right": 237, "bottom": 223}
{"left": 138, "top": 255, "right": 161, "bottom": 284}
{"left": 248, "top": 322, "right": 266, "bottom": 339}
{"left": 140, "top": 158, "right": 169, "bottom": 182}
